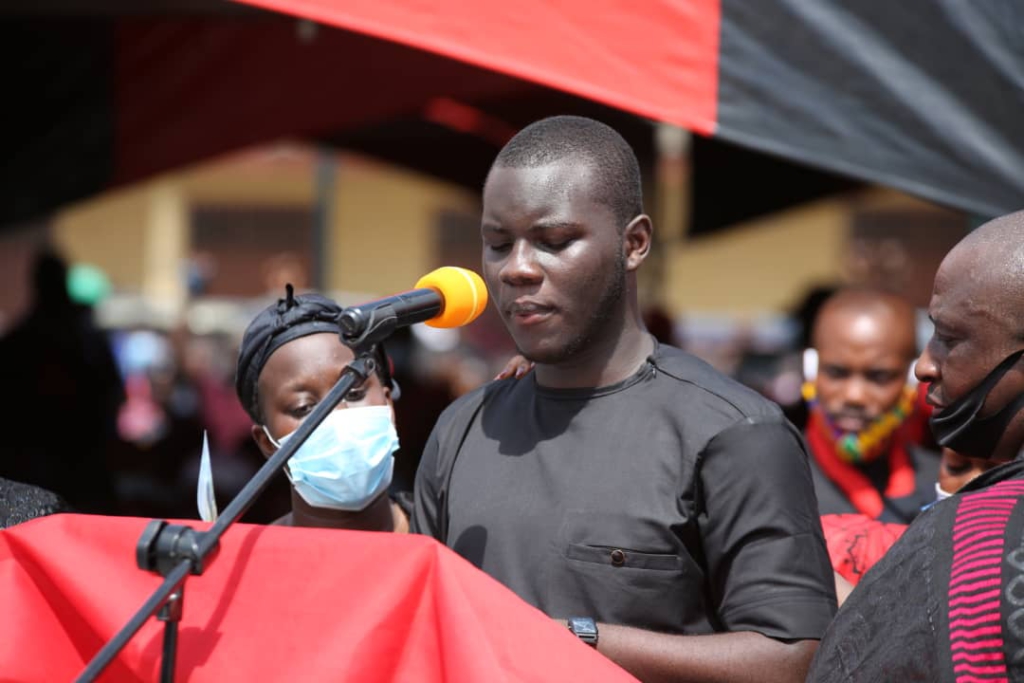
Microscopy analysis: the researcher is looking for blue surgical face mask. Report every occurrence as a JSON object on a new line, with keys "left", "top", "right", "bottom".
{"left": 263, "top": 405, "right": 398, "bottom": 511}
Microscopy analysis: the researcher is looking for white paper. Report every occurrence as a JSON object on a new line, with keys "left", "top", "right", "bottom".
{"left": 197, "top": 430, "right": 219, "bottom": 523}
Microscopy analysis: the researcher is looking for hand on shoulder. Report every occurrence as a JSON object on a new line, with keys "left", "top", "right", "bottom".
{"left": 495, "top": 355, "right": 534, "bottom": 380}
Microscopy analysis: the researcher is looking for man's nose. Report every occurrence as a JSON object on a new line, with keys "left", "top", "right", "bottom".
{"left": 500, "top": 241, "right": 542, "bottom": 285}
{"left": 842, "top": 377, "right": 869, "bottom": 406}
{"left": 915, "top": 344, "right": 939, "bottom": 384}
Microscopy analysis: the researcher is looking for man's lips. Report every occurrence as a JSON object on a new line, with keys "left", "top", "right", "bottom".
{"left": 506, "top": 300, "right": 554, "bottom": 325}
{"left": 832, "top": 415, "right": 870, "bottom": 432}
{"left": 925, "top": 387, "right": 946, "bottom": 410}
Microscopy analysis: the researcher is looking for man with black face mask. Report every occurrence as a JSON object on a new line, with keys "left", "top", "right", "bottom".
{"left": 807, "top": 210, "right": 1024, "bottom": 682}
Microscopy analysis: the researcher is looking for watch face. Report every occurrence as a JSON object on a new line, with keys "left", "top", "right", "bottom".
{"left": 569, "top": 618, "right": 597, "bottom": 637}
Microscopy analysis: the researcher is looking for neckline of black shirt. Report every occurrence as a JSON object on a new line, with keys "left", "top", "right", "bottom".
{"left": 530, "top": 338, "right": 660, "bottom": 401}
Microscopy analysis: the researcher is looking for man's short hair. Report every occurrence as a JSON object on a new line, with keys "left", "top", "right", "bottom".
{"left": 491, "top": 115, "right": 643, "bottom": 228}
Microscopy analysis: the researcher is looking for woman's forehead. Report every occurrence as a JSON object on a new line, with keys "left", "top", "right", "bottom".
{"left": 261, "top": 334, "right": 352, "bottom": 385}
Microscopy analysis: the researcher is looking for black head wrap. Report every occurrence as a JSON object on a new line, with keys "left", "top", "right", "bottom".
{"left": 235, "top": 285, "right": 394, "bottom": 422}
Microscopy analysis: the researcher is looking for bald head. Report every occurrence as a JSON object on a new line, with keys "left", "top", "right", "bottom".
{"left": 938, "top": 210, "right": 1024, "bottom": 341}
{"left": 957, "top": 209, "right": 1024, "bottom": 264}
{"left": 813, "top": 289, "right": 917, "bottom": 360}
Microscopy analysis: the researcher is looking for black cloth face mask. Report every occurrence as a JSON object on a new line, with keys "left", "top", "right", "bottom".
{"left": 929, "top": 348, "right": 1024, "bottom": 459}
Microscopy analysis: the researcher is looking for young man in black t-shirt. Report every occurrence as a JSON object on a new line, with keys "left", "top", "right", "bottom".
{"left": 412, "top": 116, "right": 836, "bottom": 683}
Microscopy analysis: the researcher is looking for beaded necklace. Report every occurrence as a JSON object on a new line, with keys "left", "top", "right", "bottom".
{"left": 802, "top": 383, "right": 918, "bottom": 464}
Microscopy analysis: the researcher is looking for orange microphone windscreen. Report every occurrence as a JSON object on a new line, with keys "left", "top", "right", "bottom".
{"left": 414, "top": 267, "right": 489, "bottom": 328}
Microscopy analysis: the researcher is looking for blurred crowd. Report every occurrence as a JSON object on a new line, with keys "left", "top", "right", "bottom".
{"left": 0, "top": 244, "right": 942, "bottom": 531}
{"left": 0, "top": 249, "right": 873, "bottom": 526}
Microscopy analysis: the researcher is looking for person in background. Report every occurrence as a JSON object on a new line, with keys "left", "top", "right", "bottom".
{"left": 934, "top": 445, "right": 1004, "bottom": 501}
{"left": 804, "top": 288, "right": 937, "bottom": 522}
{"left": 234, "top": 285, "right": 408, "bottom": 531}
{"left": 0, "top": 249, "right": 122, "bottom": 513}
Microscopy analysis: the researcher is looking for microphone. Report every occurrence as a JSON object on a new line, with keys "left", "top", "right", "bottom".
{"left": 338, "top": 267, "right": 488, "bottom": 345}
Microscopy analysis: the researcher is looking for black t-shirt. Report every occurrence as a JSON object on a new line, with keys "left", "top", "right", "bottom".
{"left": 807, "top": 458, "right": 1024, "bottom": 682}
{"left": 412, "top": 343, "right": 837, "bottom": 639}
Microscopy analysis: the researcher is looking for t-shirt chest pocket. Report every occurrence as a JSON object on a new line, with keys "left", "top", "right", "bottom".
{"left": 557, "top": 510, "right": 692, "bottom": 572}
{"left": 565, "top": 543, "right": 684, "bottom": 571}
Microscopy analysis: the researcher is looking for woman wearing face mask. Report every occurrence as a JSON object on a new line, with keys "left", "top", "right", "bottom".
{"left": 235, "top": 285, "right": 408, "bottom": 532}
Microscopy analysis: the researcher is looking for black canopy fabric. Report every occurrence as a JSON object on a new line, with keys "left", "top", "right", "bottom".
{"left": 717, "top": 0, "right": 1024, "bottom": 219}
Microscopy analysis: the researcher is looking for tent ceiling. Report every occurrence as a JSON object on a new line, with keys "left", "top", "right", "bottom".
{"left": 7, "top": 1, "right": 1019, "bottom": 234}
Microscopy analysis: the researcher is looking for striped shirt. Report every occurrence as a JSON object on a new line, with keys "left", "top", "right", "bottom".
{"left": 807, "top": 459, "right": 1024, "bottom": 682}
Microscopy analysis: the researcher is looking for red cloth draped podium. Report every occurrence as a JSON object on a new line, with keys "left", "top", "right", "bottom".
{"left": 0, "top": 515, "right": 636, "bottom": 682}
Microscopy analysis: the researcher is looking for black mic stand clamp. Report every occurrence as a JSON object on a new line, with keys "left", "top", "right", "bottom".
{"left": 135, "top": 521, "right": 220, "bottom": 683}
{"left": 137, "top": 520, "right": 220, "bottom": 578}
{"left": 338, "top": 303, "right": 402, "bottom": 349}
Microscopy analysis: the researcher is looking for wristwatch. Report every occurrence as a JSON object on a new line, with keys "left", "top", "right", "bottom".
{"left": 567, "top": 617, "right": 599, "bottom": 648}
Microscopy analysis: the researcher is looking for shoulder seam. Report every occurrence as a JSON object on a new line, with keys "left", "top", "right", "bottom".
{"left": 654, "top": 362, "right": 779, "bottom": 420}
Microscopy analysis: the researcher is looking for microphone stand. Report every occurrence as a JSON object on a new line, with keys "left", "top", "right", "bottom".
{"left": 76, "top": 341, "right": 381, "bottom": 683}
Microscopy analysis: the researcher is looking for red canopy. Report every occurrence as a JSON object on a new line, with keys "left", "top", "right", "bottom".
{"left": 0, "top": 514, "right": 636, "bottom": 682}
{"left": 233, "top": 0, "right": 720, "bottom": 135}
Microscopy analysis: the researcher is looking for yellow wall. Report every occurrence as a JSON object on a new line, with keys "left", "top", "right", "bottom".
{"left": 52, "top": 145, "right": 937, "bottom": 326}
{"left": 663, "top": 199, "right": 850, "bottom": 317}
{"left": 178, "top": 151, "right": 314, "bottom": 206}
{"left": 330, "top": 156, "right": 478, "bottom": 299}
{"left": 52, "top": 185, "right": 151, "bottom": 293}
{"left": 50, "top": 145, "right": 479, "bottom": 320}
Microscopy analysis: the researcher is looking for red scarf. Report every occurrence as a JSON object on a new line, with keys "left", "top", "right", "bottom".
{"left": 806, "top": 409, "right": 916, "bottom": 519}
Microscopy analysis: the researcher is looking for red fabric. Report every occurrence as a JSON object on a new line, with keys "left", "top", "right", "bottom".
{"left": 111, "top": 3, "right": 719, "bottom": 203}
{"left": 0, "top": 515, "right": 636, "bottom": 682}
{"left": 228, "top": 0, "right": 721, "bottom": 135}
{"left": 806, "top": 410, "right": 917, "bottom": 519}
{"left": 820, "top": 513, "right": 906, "bottom": 585}
{"left": 112, "top": 18, "right": 538, "bottom": 184}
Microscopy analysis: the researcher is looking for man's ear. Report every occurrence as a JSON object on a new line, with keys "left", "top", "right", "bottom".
{"left": 623, "top": 214, "right": 653, "bottom": 271}
{"left": 251, "top": 423, "right": 276, "bottom": 459}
